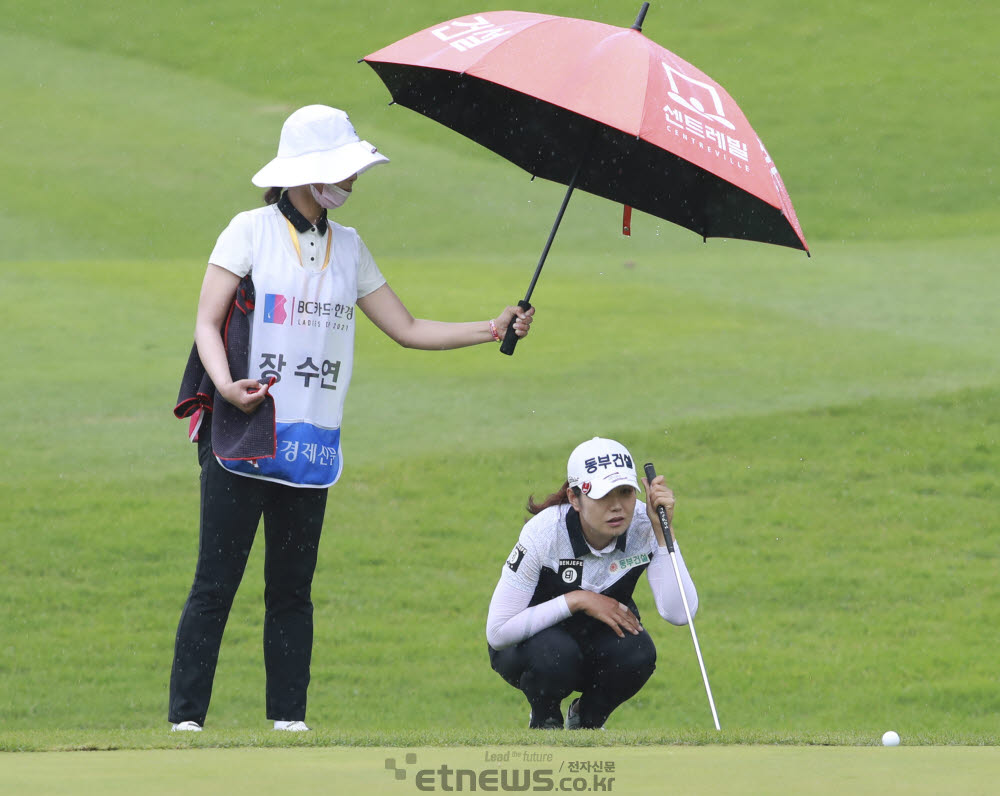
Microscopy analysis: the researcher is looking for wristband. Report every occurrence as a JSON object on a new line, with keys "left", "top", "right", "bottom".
{"left": 489, "top": 319, "right": 501, "bottom": 342}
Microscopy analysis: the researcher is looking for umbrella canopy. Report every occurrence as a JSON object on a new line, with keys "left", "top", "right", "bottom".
{"left": 365, "top": 5, "right": 808, "bottom": 353}
{"left": 365, "top": 7, "right": 807, "bottom": 252}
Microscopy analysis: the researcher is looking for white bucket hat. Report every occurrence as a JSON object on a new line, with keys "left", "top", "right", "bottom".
{"left": 567, "top": 437, "right": 641, "bottom": 499}
{"left": 251, "top": 105, "right": 389, "bottom": 188}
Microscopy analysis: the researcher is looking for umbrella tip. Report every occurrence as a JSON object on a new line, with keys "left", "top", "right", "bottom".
{"left": 631, "top": 2, "right": 650, "bottom": 31}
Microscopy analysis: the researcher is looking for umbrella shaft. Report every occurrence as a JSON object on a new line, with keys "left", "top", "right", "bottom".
{"left": 523, "top": 167, "right": 580, "bottom": 304}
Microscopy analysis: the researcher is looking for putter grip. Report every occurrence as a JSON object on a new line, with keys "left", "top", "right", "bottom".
{"left": 499, "top": 300, "right": 532, "bottom": 356}
{"left": 644, "top": 462, "right": 675, "bottom": 553}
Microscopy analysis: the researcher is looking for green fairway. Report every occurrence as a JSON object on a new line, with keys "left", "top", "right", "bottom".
{"left": 1, "top": 0, "right": 997, "bottom": 773}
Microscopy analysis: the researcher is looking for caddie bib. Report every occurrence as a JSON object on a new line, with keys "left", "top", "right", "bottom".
{"left": 219, "top": 211, "right": 358, "bottom": 487}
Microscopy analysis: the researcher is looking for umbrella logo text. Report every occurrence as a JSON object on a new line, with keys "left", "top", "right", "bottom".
{"left": 662, "top": 63, "right": 736, "bottom": 131}
{"left": 432, "top": 15, "right": 513, "bottom": 53}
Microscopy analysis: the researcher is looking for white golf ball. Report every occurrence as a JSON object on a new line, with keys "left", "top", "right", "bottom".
{"left": 881, "top": 730, "right": 900, "bottom": 746}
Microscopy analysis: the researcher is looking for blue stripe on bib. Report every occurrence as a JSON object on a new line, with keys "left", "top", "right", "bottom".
{"left": 222, "top": 422, "right": 341, "bottom": 487}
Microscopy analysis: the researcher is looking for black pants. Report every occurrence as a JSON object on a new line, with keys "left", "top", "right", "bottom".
{"left": 168, "top": 425, "right": 327, "bottom": 726}
{"left": 489, "top": 618, "right": 657, "bottom": 728}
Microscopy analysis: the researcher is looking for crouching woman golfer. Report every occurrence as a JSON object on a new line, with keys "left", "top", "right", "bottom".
{"left": 169, "top": 104, "right": 533, "bottom": 733}
{"left": 486, "top": 437, "right": 698, "bottom": 729}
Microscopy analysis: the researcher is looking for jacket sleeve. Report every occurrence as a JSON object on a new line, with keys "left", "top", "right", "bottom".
{"left": 486, "top": 578, "right": 571, "bottom": 650}
{"left": 646, "top": 543, "right": 698, "bottom": 624}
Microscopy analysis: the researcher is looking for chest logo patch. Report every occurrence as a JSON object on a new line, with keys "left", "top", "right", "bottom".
{"left": 558, "top": 558, "right": 584, "bottom": 585}
{"left": 608, "top": 553, "right": 650, "bottom": 575}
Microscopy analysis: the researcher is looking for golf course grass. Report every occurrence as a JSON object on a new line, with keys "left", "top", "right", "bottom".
{"left": 3, "top": 745, "right": 998, "bottom": 795}
{"left": 1, "top": 0, "right": 997, "bottom": 793}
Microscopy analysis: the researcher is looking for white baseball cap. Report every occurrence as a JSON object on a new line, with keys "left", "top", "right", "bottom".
{"left": 251, "top": 105, "right": 389, "bottom": 188}
{"left": 567, "top": 437, "right": 641, "bottom": 499}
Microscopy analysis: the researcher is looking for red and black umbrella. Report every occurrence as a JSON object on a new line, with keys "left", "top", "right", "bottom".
{"left": 364, "top": 4, "right": 808, "bottom": 354}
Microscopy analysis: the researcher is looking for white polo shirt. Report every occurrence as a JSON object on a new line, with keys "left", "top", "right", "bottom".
{"left": 486, "top": 503, "right": 699, "bottom": 649}
{"left": 209, "top": 202, "right": 386, "bottom": 295}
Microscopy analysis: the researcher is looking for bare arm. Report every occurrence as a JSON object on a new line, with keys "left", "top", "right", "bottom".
{"left": 357, "top": 283, "right": 534, "bottom": 350}
{"left": 194, "top": 264, "right": 270, "bottom": 414}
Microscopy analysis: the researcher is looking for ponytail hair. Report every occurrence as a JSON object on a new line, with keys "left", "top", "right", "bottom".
{"left": 526, "top": 480, "right": 580, "bottom": 515}
{"left": 263, "top": 187, "right": 283, "bottom": 205}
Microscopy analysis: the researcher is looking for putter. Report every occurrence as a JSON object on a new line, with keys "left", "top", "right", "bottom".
{"left": 644, "top": 463, "right": 721, "bottom": 731}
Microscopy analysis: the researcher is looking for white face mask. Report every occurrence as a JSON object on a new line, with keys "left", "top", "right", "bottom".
{"left": 310, "top": 183, "right": 351, "bottom": 209}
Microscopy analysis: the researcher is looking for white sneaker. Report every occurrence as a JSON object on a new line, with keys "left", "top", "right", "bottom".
{"left": 273, "top": 720, "right": 310, "bottom": 731}
{"left": 171, "top": 721, "right": 203, "bottom": 732}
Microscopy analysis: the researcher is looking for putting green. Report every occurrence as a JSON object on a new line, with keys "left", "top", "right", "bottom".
{"left": 1, "top": 746, "right": 996, "bottom": 795}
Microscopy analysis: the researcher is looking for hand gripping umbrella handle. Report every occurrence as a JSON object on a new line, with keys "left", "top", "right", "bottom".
{"left": 499, "top": 300, "right": 533, "bottom": 356}
{"left": 644, "top": 462, "right": 722, "bottom": 731}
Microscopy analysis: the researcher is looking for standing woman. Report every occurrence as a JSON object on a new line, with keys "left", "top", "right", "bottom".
{"left": 486, "top": 437, "right": 698, "bottom": 729}
{"left": 170, "top": 105, "right": 533, "bottom": 732}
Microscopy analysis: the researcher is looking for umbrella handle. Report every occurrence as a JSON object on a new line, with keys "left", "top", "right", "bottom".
{"left": 499, "top": 300, "right": 533, "bottom": 356}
